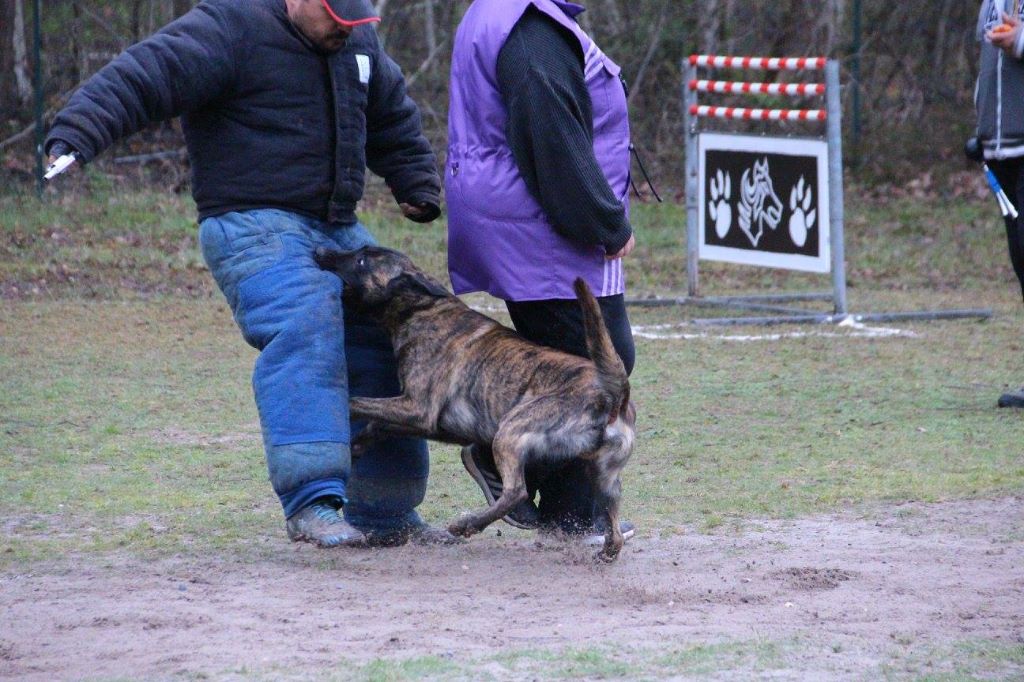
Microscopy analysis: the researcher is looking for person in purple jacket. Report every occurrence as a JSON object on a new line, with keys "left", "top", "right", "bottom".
{"left": 447, "top": 0, "right": 637, "bottom": 543}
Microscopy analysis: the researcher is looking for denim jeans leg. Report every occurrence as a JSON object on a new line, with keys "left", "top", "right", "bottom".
{"left": 199, "top": 210, "right": 350, "bottom": 518}
{"left": 319, "top": 223, "right": 430, "bottom": 535}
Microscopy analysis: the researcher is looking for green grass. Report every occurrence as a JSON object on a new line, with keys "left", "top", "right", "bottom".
{"left": 3, "top": 187, "right": 1024, "bottom": 563}
{"left": 65, "top": 638, "right": 1022, "bottom": 681}
{"left": 3, "top": 288, "right": 1022, "bottom": 563}
{"left": 204, "top": 640, "right": 791, "bottom": 681}
{"left": 882, "top": 639, "right": 1024, "bottom": 681}
{"left": 2, "top": 187, "right": 1023, "bottom": 679}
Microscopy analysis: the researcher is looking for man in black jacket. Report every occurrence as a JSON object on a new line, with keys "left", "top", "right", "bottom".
{"left": 46, "top": 0, "right": 452, "bottom": 547}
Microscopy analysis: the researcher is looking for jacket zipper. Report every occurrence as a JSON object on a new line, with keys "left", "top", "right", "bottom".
{"left": 997, "top": 49, "right": 1003, "bottom": 156}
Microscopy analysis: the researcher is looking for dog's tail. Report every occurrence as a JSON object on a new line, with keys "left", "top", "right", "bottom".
{"left": 574, "top": 277, "right": 630, "bottom": 410}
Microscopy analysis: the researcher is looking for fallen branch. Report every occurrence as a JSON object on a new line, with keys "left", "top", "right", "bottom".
{"left": 0, "top": 78, "right": 89, "bottom": 153}
{"left": 0, "top": 120, "right": 40, "bottom": 152}
{"left": 112, "top": 148, "right": 187, "bottom": 164}
{"left": 405, "top": 37, "right": 450, "bottom": 88}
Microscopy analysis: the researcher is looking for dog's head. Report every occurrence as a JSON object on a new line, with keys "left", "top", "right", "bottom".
{"left": 314, "top": 246, "right": 450, "bottom": 310}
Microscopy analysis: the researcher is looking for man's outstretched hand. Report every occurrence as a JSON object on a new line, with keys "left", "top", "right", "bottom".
{"left": 44, "top": 140, "right": 79, "bottom": 180}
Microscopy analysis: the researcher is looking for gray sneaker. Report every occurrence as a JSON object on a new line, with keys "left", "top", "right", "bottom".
{"left": 286, "top": 500, "right": 366, "bottom": 548}
{"left": 461, "top": 445, "right": 540, "bottom": 529}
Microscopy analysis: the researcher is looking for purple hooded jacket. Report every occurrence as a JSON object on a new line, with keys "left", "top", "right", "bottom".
{"left": 446, "top": 0, "right": 631, "bottom": 301}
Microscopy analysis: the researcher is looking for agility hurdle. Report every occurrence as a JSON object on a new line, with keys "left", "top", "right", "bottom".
{"left": 627, "top": 55, "right": 991, "bottom": 326}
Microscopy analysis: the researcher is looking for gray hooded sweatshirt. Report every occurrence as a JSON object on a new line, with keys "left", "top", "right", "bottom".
{"left": 977, "top": 0, "right": 1024, "bottom": 159}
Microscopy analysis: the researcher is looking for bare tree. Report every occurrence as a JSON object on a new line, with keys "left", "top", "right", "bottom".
{"left": 0, "top": 0, "right": 16, "bottom": 120}
{"left": 699, "top": 0, "right": 723, "bottom": 55}
{"left": 12, "top": 0, "right": 31, "bottom": 107}
{"left": 0, "top": 0, "right": 990, "bottom": 186}
{"left": 424, "top": 0, "right": 436, "bottom": 74}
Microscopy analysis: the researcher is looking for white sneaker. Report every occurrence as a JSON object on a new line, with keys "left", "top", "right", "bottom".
{"left": 582, "top": 520, "right": 636, "bottom": 547}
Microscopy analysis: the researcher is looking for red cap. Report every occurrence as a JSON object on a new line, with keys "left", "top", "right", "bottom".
{"left": 321, "top": 0, "right": 381, "bottom": 27}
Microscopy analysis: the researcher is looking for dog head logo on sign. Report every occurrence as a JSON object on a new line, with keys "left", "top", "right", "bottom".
{"left": 738, "top": 157, "right": 783, "bottom": 247}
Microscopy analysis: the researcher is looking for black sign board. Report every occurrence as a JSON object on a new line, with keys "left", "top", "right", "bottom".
{"left": 698, "top": 133, "right": 830, "bottom": 273}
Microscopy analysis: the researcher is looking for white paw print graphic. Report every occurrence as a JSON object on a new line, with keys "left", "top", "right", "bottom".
{"left": 708, "top": 168, "right": 732, "bottom": 239}
{"left": 788, "top": 175, "right": 816, "bottom": 248}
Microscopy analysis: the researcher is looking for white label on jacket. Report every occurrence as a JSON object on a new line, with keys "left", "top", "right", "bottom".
{"left": 356, "top": 54, "right": 371, "bottom": 84}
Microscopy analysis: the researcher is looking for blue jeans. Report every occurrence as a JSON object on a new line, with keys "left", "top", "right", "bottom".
{"left": 199, "top": 209, "right": 429, "bottom": 534}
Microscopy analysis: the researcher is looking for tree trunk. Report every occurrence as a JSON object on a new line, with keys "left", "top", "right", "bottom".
{"left": 71, "top": 0, "right": 82, "bottom": 85}
{"left": 131, "top": 0, "right": 144, "bottom": 41}
{"left": 0, "top": 0, "right": 16, "bottom": 120}
{"left": 12, "top": 0, "right": 31, "bottom": 107}
{"left": 698, "top": 0, "right": 722, "bottom": 54}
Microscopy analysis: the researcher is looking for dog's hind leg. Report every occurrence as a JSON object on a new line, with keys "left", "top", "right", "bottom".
{"left": 592, "top": 416, "right": 636, "bottom": 562}
{"left": 448, "top": 427, "right": 530, "bottom": 538}
{"left": 594, "top": 475, "right": 624, "bottom": 562}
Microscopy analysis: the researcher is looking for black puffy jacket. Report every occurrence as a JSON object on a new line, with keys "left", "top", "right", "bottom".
{"left": 45, "top": 0, "right": 440, "bottom": 224}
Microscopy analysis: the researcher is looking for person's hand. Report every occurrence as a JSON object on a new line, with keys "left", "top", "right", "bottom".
{"left": 44, "top": 140, "right": 80, "bottom": 180}
{"left": 400, "top": 201, "right": 440, "bottom": 223}
{"left": 46, "top": 140, "right": 74, "bottom": 166}
{"left": 987, "top": 12, "right": 1022, "bottom": 54}
{"left": 606, "top": 233, "right": 635, "bottom": 260}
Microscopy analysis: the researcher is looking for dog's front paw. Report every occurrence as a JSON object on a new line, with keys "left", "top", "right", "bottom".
{"left": 351, "top": 437, "right": 369, "bottom": 458}
{"left": 595, "top": 536, "right": 623, "bottom": 563}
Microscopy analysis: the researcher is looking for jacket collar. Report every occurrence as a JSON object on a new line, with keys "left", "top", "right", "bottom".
{"left": 550, "top": 1, "right": 586, "bottom": 19}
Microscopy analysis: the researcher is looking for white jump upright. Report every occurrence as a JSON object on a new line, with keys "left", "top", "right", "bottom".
{"left": 665, "top": 54, "right": 990, "bottom": 327}
{"left": 684, "top": 53, "right": 847, "bottom": 317}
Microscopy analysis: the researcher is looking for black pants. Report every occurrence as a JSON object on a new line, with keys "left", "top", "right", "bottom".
{"left": 503, "top": 293, "right": 635, "bottom": 533}
{"left": 987, "top": 158, "right": 1024, "bottom": 302}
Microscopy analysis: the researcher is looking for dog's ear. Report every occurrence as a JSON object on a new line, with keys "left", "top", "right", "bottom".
{"left": 313, "top": 247, "right": 343, "bottom": 270}
{"left": 389, "top": 272, "right": 450, "bottom": 299}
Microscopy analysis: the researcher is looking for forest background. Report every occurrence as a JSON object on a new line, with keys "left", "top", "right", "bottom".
{"left": 0, "top": 0, "right": 985, "bottom": 194}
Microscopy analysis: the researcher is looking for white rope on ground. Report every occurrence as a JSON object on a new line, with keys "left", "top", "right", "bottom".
{"left": 465, "top": 302, "right": 917, "bottom": 342}
{"left": 632, "top": 319, "right": 917, "bottom": 342}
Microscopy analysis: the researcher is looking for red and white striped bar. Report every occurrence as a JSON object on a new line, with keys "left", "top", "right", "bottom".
{"left": 689, "top": 104, "right": 826, "bottom": 122}
{"left": 689, "top": 55, "right": 827, "bottom": 71}
{"left": 689, "top": 79, "right": 825, "bottom": 96}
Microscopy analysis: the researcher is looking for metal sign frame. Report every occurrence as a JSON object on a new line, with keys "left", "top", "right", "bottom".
{"left": 684, "top": 57, "right": 847, "bottom": 317}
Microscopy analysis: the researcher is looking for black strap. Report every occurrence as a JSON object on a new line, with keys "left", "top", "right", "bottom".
{"left": 629, "top": 143, "right": 663, "bottom": 203}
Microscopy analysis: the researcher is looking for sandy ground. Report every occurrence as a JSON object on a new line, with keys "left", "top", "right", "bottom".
{"left": 1, "top": 497, "right": 1022, "bottom": 680}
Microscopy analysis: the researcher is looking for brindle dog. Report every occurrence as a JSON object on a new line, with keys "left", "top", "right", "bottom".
{"left": 314, "top": 246, "right": 635, "bottom": 561}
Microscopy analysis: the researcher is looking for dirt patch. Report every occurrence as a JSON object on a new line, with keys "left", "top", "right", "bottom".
{"left": 770, "top": 567, "right": 857, "bottom": 590}
{"left": 1, "top": 497, "right": 1022, "bottom": 680}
